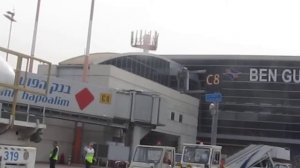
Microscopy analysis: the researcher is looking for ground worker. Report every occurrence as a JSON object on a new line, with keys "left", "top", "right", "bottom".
{"left": 84, "top": 142, "right": 95, "bottom": 168}
{"left": 49, "top": 141, "right": 59, "bottom": 168}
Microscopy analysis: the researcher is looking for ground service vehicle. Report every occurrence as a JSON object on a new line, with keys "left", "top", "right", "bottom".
{"left": 225, "top": 144, "right": 292, "bottom": 168}
{"left": 0, "top": 145, "right": 36, "bottom": 168}
{"left": 181, "top": 143, "right": 222, "bottom": 168}
{"left": 175, "top": 153, "right": 182, "bottom": 166}
{"left": 129, "top": 145, "right": 176, "bottom": 168}
{"left": 0, "top": 59, "right": 37, "bottom": 168}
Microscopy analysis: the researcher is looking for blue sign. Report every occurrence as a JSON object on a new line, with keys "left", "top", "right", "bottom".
{"left": 205, "top": 92, "right": 222, "bottom": 103}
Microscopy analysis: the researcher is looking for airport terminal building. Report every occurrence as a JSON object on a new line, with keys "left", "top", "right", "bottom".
{"left": 166, "top": 54, "right": 300, "bottom": 159}
{"left": 2, "top": 50, "right": 300, "bottom": 163}
{"left": 54, "top": 53, "right": 300, "bottom": 160}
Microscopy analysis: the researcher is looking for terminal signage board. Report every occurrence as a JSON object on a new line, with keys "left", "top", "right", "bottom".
{"left": 205, "top": 92, "right": 222, "bottom": 103}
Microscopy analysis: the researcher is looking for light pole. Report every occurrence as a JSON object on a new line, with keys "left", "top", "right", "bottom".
{"left": 82, "top": 0, "right": 95, "bottom": 82}
{"left": 3, "top": 10, "right": 16, "bottom": 62}
{"left": 73, "top": 0, "right": 95, "bottom": 164}
{"left": 29, "top": 0, "right": 41, "bottom": 73}
{"left": 209, "top": 102, "right": 219, "bottom": 145}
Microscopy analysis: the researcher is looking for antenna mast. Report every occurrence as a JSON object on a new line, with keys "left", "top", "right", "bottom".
{"left": 131, "top": 30, "right": 159, "bottom": 53}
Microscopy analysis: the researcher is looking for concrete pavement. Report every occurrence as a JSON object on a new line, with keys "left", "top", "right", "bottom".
{"left": 35, "top": 163, "right": 103, "bottom": 168}
{"left": 35, "top": 163, "right": 82, "bottom": 168}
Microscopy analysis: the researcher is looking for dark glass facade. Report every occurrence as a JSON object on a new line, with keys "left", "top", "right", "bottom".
{"left": 168, "top": 57, "right": 300, "bottom": 159}
{"left": 100, "top": 54, "right": 179, "bottom": 88}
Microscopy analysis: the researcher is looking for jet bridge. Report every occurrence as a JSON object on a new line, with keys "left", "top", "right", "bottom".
{"left": 0, "top": 72, "right": 161, "bottom": 142}
{"left": 0, "top": 72, "right": 161, "bottom": 126}
{"left": 0, "top": 47, "right": 161, "bottom": 144}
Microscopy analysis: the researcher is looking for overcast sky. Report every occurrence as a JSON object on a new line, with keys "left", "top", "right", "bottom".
{"left": 1, "top": 0, "right": 300, "bottom": 65}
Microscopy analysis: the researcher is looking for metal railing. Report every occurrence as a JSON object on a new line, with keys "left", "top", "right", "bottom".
{"left": 0, "top": 46, "right": 51, "bottom": 127}
{"left": 0, "top": 102, "right": 46, "bottom": 126}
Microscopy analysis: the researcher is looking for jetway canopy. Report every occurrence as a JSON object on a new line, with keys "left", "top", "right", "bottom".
{"left": 225, "top": 145, "right": 291, "bottom": 168}
{"left": 0, "top": 72, "right": 161, "bottom": 127}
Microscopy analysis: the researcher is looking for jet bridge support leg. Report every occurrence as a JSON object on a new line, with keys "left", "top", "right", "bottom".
{"left": 129, "top": 125, "right": 150, "bottom": 160}
{"left": 72, "top": 122, "right": 83, "bottom": 164}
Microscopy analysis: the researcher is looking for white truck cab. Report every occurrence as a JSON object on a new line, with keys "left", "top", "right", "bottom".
{"left": 0, "top": 145, "right": 36, "bottom": 168}
{"left": 181, "top": 143, "right": 222, "bottom": 168}
{"left": 129, "top": 145, "right": 176, "bottom": 168}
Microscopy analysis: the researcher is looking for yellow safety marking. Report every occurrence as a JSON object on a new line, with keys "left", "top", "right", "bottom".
{"left": 100, "top": 93, "right": 112, "bottom": 104}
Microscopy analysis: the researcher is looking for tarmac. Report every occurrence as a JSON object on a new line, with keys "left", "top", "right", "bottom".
{"left": 35, "top": 163, "right": 103, "bottom": 168}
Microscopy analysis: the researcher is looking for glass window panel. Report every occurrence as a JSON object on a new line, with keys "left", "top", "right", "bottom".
{"left": 179, "top": 114, "right": 183, "bottom": 123}
{"left": 171, "top": 112, "right": 175, "bottom": 120}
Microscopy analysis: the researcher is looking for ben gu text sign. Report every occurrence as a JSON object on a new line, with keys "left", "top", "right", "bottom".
{"left": 250, "top": 68, "right": 300, "bottom": 83}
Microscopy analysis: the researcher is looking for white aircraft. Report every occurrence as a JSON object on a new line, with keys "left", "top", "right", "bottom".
{"left": 0, "top": 57, "right": 15, "bottom": 90}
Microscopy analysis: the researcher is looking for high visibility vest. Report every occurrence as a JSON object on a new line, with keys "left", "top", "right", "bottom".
{"left": 49, "top": 146, "right": 59, "bottom": 161}
{"left": 85, "top": 148, "right": 94, "bottom": 163}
